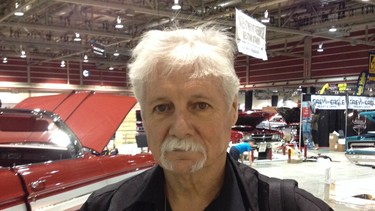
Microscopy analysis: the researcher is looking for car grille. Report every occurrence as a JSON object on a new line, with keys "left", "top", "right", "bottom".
{"left": 252, "top": 134, "right": 277, "bottom": 142}
{"left": 253, "top": 134, "right": 272, "bottom": 142}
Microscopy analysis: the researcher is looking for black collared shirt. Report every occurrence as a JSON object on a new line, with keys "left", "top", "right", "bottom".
{"left": 82, "top": 154, "right": 333, "bottom": 211}
{"left": 128, "top": 159, "right": 248, "bottom": 211}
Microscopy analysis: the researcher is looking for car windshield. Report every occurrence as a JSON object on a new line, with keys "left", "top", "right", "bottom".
{"left": 0, "top": 110, "right": 82, "bottom": 167}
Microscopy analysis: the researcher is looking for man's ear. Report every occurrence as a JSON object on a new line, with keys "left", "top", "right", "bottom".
{"left": 230, "top": 95, "right": 238, "bottom": 126}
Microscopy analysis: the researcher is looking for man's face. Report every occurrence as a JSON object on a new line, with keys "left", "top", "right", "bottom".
{"left": 141, "top": 74, "right": 237, "bottom": 175}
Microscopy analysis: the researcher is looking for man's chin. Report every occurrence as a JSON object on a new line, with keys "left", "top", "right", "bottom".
{"left": 168, "top": 166, "right": 201, "bottom": 174}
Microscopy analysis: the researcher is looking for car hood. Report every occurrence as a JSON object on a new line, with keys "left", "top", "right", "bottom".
{"left": 14, "top": 91, "right": 137, "bottom": 153}
{"left": 276, "top": 107, "right": 300, "bottom": 124}
{"left": 235, "top": 111, "right": 271, "bottom": 127}
{"left": 231, "top": 125, "right": 280, "bottom": 134}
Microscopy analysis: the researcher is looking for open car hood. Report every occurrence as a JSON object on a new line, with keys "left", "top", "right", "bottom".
{"left": 235, "top": 111, "right": 271, "bottom": 127}
{"left": 14, "top": 91, "right": 137, "bottom": 153}
{"left": 276, "top": 107, "right": 300, "bottom": 124}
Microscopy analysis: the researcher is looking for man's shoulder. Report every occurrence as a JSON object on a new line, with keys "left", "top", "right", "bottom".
{"left": 80, "top": 167, "right": 157, "bottom": 211}
{"left": 231, "top": 160, "right": 332, "bottom": 211}
{"left": 236, "top": 160, "right": 260, "bottom": 178}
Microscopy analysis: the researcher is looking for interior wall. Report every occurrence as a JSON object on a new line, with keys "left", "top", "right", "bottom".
{"left": 0, "top": 91, "right": 62, "bottom": 108}
{"left": 238, "top": 91, "right": 299, "bottom": 110}
{"left": 235, "top": 29, "right": 375, "bottom": 89}
{"left": 0, "top": 92, "right": 30, "bottom": 108}
{"left": 2, "top": 89, "right": 302, "bottom": 112}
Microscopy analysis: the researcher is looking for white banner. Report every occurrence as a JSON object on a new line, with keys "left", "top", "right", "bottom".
{"left": 235, "top": 9, "right": 268, "bottom": 60}
{"left": 311, "top": 95, "right": 347, "bottom": 110}
{"left": 348, "top": 96, "right": 375, "bottom": 110}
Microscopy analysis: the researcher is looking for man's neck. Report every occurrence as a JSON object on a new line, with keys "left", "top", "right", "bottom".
{"left": 163, "top": 156, "right": 226, "bottom": 211}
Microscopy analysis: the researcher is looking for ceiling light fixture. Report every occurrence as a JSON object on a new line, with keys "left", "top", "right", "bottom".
{"left": 317, "top": 42, "right": 324, "bottom": 52}
{"left": 20, "top": 50, "right": 27, "bottom": 58}
{"left": 329, "top": 26, "right": 337, "bottom": 32}
{"left": 14, "top": 2, "right": 24, "bottom": 16}
{"left": 115, "top": 16, "right": 124, "bottom": 29}
{"left": 113, "top": 49, "right": 119, "bottom": 57}
{"left": 60, "top": 60, "right": 66, "bottom": 67}
{"left": 171, "top": 0, "right": 181, "bottom": 10}
{"left": 83, "top": 54, "right": 88, "bottom": 63}
{"left": 3, "top": 57, "right": 8, "bottom": 63}
{"left": 261, "top": 10, "right": 270, "bottom": 23}
{"left": 74, "top": 33, "right": 81, "bottom": 41}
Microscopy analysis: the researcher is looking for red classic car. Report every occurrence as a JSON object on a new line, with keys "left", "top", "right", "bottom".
{"left": 256, "top": 113, "right": 287, "bottom": 130}
{"left": 0, "top": 91, "right": 155, "bottom": 211}
{"left": 230, "top": 111, "right": 283, "bottom": 159}
{"left": 230, "top": 111, "right": 283, "bottom": 143}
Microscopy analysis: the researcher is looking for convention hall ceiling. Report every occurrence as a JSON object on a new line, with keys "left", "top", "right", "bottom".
{"left": 0, "top": 0, "right": 374, "bottom": 70}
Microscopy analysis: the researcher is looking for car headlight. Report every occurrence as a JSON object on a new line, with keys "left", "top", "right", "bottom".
{"left": 243, "top": 134, "right": 253, "bottom": 140}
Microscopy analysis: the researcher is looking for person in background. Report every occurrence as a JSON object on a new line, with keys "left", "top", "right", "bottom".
{"left": 80, "top": 23, "right": 333, "bottom": 211}
{"left": 311, "top": 108, "right": 320, "bottom": 150}
{"left": 229, "top": 140, "right": 254, "bottom": 163}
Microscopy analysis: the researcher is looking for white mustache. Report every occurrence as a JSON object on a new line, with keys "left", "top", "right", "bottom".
{"left": 161, "top": 136, "right": 205, "bottom": 153}
{"left": 160, "top": 137, "right": 207, "bottom": 172}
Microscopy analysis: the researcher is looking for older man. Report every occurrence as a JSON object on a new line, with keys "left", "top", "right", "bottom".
{"left": 80, "top": 24, "right": 333, "bottom": 211}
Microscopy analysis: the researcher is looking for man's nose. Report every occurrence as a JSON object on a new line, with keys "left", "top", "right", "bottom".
{"left": 169, "top": 110, "right": 193, "bottom": 139}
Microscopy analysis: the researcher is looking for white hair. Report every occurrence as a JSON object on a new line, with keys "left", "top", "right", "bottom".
{"left": 128, "top": 23, "right": 240, "bottom": 108}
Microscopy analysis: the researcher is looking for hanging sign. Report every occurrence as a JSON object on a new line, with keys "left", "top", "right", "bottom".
{"left": 311, "top": 95, "right": 346, "bottom": 110}
{"left": 354, "top": 71, "right": 368, "bottom": 96}
{"left": 235, "top": 9, "right": 268, "bottom": 60}
{"left": 348, "top": 96, "right": 375, "bottom": 110}
{"left": 369, "top": 51, "right": 375, "bottom": 82}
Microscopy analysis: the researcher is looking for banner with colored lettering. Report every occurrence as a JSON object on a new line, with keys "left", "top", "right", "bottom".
{"left": 235, "top": 9, "right": 268, "bottom": 61}
{"left": 311, "top": 95, "right": 347, "bottom": 110}
{"left": 348, "top": 96, "right": 375, "bottom": 110}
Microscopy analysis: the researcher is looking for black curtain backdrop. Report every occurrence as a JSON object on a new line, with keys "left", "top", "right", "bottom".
{"left": 317, "top": 110, "right": 346, "bottom": 147}
{"left": 245, "top": 91, "right": 253, "bottom": 111}
{"left": 271, "top": 95, "right": 278, "bottom": 107}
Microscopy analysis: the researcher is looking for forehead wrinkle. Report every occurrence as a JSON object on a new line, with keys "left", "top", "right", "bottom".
{"left": 144, "top": 74, "right": 225, "bottom": 103}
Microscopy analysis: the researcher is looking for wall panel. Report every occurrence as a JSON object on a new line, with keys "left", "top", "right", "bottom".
{"left": 235, "top": 28, "right": 375, "bottom": 88}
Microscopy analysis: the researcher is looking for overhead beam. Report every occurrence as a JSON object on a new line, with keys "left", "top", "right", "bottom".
{"left": 54, "top": 0, "right": 202, "bottom": 22}
{"left": 0, "top": 22, "right": 133, "bottom": 40}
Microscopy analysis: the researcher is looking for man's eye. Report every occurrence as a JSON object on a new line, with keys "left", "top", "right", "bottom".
{"left": 155, "top": 104, "right": 170, "bottom": 113}
{"left": 195, "top": 102, "right": 209, "bottom": 110}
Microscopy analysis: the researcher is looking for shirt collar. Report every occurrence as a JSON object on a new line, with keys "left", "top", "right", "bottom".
{"left": 135, "top": 157, "right": 249, "bottom": 211}
{"left": 136, "top": 165, "right": 166, "bottom": 210}
{"left": 205, "top": 157, "right": 248, "bottom": 210}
